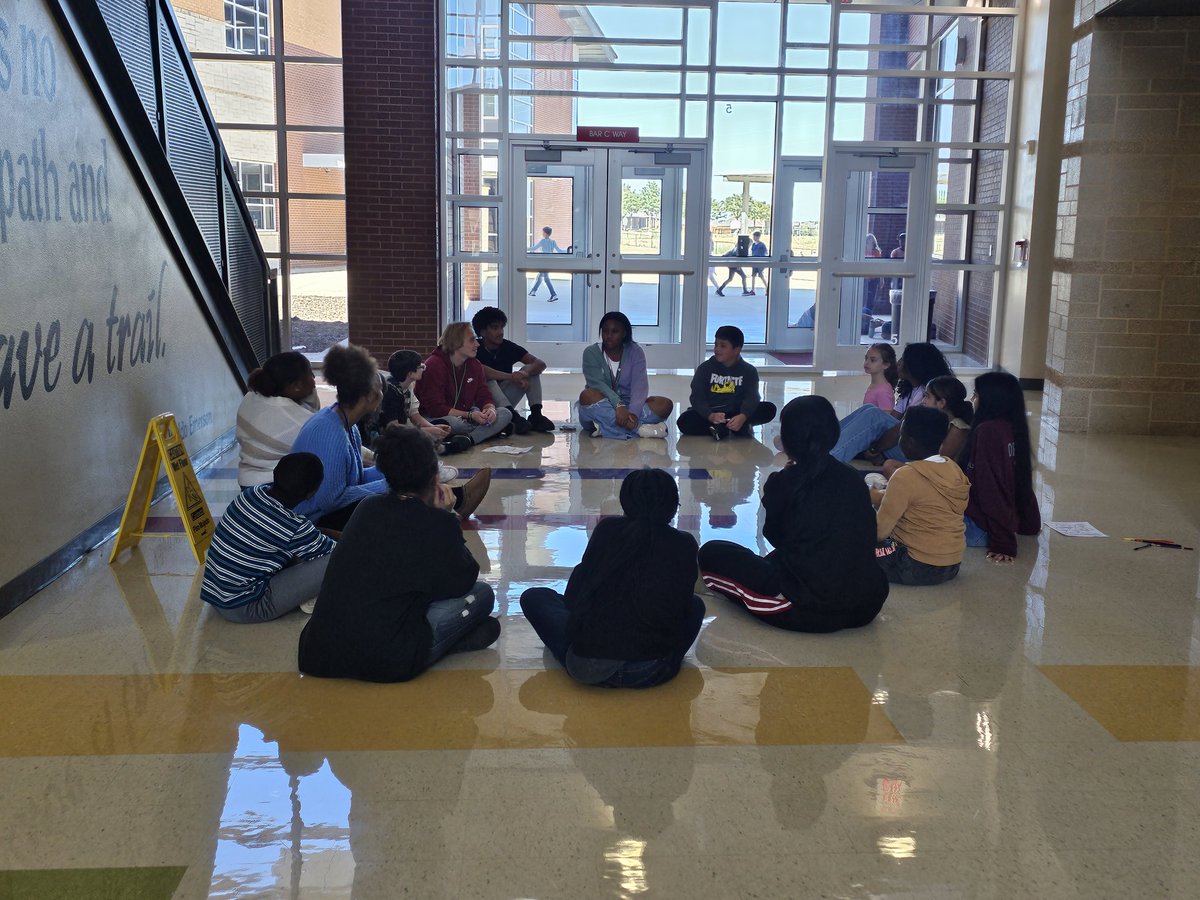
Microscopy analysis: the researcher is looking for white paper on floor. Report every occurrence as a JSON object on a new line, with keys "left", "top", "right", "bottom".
{"left": 483, "top": 445, "right": 534, "bottom": 455}
{"left": 1046, "top": 521, "right": 1107, "bottom": 538}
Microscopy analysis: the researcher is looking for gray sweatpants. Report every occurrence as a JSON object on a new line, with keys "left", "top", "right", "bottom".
{"left": 435, "top": 406, "right": 514, "bottom": 444}
{"left": 216, "top": 555, "right": 331, "bottom": 623}
{"left": 487, "top": 374, "right": 543, "bottom": 411}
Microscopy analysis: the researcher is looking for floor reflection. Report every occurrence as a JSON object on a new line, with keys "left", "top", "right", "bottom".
{"left": 8, "top": 377, "right": 1200, "bottom": 897}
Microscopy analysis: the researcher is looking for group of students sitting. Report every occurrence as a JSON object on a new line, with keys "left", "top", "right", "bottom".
{"left": 201, "top": 313, "right": 1041, "bottom": 687}
{"left": 848, "top": 340, "right": 1042, "bottom": 568}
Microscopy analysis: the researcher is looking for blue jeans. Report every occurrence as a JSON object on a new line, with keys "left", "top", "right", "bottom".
{"left": 964, "top": 515, "right": 989, "bottom": 548}
{"left": 874, "top": 540, "right": 960, "bottom": 586}
{"left": 531, "top": 272, "right": 556, "bottom": 296}
{"left": 425, "top": 581, "right": 496, "bottom": 663}
{"left": 830, "top": 404, "right": 905, "bottom": 464}
{"left": 520, "top": 587, "right": 705, "bottom": 688}
{"left": 578, "top": 399, "right": 664, "bottom": 440}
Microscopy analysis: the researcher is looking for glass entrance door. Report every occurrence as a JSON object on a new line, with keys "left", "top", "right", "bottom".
{"left": 816, "top": 150, "right": 932, "bottom": 370}
{"left": 766, "top": 159, "right": 824, "bottom": 358}
{"left": 509, "top": 144, "right": 703, "bottom": 369}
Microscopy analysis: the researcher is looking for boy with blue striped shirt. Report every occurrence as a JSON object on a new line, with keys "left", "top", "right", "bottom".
{"left": 202, "top": 453, "right": 336, "bottom": 623}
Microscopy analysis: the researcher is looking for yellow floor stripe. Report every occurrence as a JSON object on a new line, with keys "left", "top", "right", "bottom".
{"left": 0, "top": 867, "right": 186, "bottom": 900}
{"left": 0, "top": 667, "right": 901, "bottom": 756}
{"left": 1039, "top": 665, "right": 1200, "bottom": 742}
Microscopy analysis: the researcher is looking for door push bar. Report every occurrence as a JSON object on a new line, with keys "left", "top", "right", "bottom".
{"left": 516, "top": 267, "right": 602, "bottom": 274}
{"left": 609, "top": 269, "right": 696, "bottom": 276}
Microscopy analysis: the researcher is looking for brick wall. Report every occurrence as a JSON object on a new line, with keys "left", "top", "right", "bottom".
{"left": 1047, "top": 10, "right": 1200, "bottom": 434}
{"left": 342, "top": 0, "right": 440, "bottom": 359}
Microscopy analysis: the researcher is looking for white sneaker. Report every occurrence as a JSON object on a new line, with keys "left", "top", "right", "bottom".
{"left": 300, "top": 598, "right": 317, "bottom": 615}
{"left": 438, "top": 462, "right": 459, "bottom": 483}
{"left": 637, "top": 422, "right": 667, "bottom": 439}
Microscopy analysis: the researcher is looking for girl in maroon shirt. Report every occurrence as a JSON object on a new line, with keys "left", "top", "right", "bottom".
{"left": 959, "top": 371, "right": 1041, "bottom": 562}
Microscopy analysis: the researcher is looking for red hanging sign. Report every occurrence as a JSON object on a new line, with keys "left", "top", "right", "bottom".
{"left": 575, "top": 126, "right": 640, "bottom": 143}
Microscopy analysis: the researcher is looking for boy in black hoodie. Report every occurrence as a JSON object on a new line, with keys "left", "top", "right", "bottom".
{"left": 520, "top": 469, "right": 704, "bottom": 688}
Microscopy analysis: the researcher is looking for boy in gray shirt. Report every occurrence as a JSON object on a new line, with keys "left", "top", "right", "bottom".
{"left": 677, "top": 326, "right": 777, "bottom": 440}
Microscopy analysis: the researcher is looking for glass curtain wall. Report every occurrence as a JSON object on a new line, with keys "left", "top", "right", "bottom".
{"left": 445, "top": 0, "right": 1019, "bottom": 367}
{"left": 180, "top": 0, "right": 347, "bottom": 356}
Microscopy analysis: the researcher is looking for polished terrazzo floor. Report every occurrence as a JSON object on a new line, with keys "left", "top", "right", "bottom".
{"left": 2, "top": 373, "right": 1200, "bottom": 899}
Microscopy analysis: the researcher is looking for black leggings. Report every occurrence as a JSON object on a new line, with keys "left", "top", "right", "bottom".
{"left": 677, "top": 402, "right": 777, "bottom": 436}
{"left": 698, "top": 539, "right": 884, "bottom": 633}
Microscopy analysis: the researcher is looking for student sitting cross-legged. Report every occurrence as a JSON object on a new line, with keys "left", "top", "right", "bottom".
{"left": 870, "top": 406, "right": 970, "bottom": 586}
{"left": 520, "top": 468, "right": 705, "bottom": 688}
{"left": 676, "top": 325, "right": 777, "bottom": 440}
{"left": 236, "top": 351, "right": 319, "bottom": 487}
{"left": 960, "top": 370, "right": 1042, "bottom": 563}
{"left": 292, "top": 344, "right": 491, "bottom": 529}
{"left": 201, "top": 452, "right": 336, "bottom": 623}
{"left": 298, "top": 426, "right": 501, "bottom": 683}
{"left": 417, "top": 322, "right": 514, "bottom": 445}
{"left": 579, "top": 311, "right": 674, "bottom": 439}
{"left": 471, "top": 306, "right": 556, "bottom": 433}
{"left": 698, "top": 396, "right": 888, "bottom": 633}
{"left": 380, "top": 350, "right": 473, "bottom": 457}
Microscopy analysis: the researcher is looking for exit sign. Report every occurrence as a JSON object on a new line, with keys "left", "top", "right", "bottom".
{"left": 575, "top": 126, "right": 640, "bottom": 143}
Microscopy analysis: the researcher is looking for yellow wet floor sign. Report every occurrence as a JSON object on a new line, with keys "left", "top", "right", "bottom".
{"left": 109, "top": 414, "right": 215, "bottom": 564}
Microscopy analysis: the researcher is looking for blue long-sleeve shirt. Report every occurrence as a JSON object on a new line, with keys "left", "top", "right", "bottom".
{"left": 291, "top": 405, "right": 387, "bottom": 522}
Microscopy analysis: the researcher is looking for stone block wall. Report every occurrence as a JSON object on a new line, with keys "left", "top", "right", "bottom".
{"left": 1047, "top": 8, "right": 1200, "bottom": 434}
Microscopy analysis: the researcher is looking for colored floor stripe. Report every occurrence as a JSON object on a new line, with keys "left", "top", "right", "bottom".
{"left": 455, "top": 467, "right": 712, "bottom": 480}
{"left": 0, "top": 668, "right": 901, "bottom": 756}
{"left": 470, "top": 513, "right": 734, "bottom": 531}
{"left": 1038, "top": 665, "right": 1200, "bottom": 742}
{"left": 0, "top": 867, "right": 186, "bottom": 900}
{"left": 144, "top": 512, "right": 739, "bottom": 533}
{"left": 196, "top": 468, "right": 710, "bottom": 482}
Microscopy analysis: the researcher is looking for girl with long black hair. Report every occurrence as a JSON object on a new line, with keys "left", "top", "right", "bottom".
{"left": 699, "top": 396, "right": 888, "bottom": 632}
{"left": 520, "top": 468, "right": 704, "bottom": 688}
{"left": 960, "top": 371, "right": 1041, "bottom": 562}
{"left": 829, "top": 342, "right": 954, "bottom": 463}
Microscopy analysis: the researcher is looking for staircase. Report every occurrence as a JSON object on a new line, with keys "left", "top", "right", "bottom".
{"left": 46, "top": 0, "right": 276, "bottom": 387}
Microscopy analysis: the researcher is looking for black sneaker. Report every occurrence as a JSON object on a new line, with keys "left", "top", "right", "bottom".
{"left": 441, "top": 435, "right": 473, "bottom": 455}
{"left": 527, "top": 412, "right": 556, "bottom": 432}
{"left": 710, "top": 424, "right": 725, "bottom": 441}
{"left": 447, "top": 617, "right": 501, "bottom": 654}
{"left": 510, "top": 410, "right": 532, "bottom": 435}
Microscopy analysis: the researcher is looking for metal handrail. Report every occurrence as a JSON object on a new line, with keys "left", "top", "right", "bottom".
{"left": 48, "top": 0, "right": 274, "bottom": 388}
